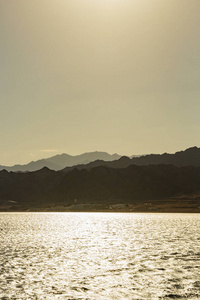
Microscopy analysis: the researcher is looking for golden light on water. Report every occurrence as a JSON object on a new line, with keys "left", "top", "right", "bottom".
{"left": 1, "top": 212, "right": 200, "bottom": 298}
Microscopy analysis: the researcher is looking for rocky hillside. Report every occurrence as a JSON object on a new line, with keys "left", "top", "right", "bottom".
{"left": 1, "top": 164, "right": 200, "bottom": 210}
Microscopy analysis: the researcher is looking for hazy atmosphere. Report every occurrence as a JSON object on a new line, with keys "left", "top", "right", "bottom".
{"left": 1, "top": 0, "right": 200, "bottom": 165}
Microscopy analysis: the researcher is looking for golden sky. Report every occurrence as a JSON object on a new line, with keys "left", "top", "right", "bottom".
{"left": 1, "top": 0, "right": 200, "bottom": 165}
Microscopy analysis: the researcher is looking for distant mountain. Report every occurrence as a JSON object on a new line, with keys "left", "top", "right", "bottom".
{"left": 1, "top": 146, "right": 200, "bottom": 173}
{"left": 62, "top": 146, "right": 200, "bottom": 172}
{"left": 0, "top": 152, "right": 121, "bottom": 172}
{"left": 129, "top": 146, "right": 200, "bottom": 167}
{"left": 62, "top": 156, "right": 131, "bottom": 172}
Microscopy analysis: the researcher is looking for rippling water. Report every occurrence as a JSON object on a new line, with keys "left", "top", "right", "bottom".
{"left": 0, "top": 213, "right": 200, "bottom": 299}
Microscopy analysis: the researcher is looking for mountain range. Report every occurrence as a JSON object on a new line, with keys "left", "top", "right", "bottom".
{"left": 1, "top": 146, "right": 200, "bottom": 173}
{"left": 0, "top": 164, "right": 200, "bottom": 212}
{"left": 1, "top": 146, "right": 200, "bottom": 212}
{"left": 0, "top": 152, "right": 121, "bottom": 172}
{"left": 62, "top": 146, "right": 200, "bottom": 172}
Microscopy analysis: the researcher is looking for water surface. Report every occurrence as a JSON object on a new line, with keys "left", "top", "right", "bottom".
{"left": 0, "top": 213, "right": 200, "bottom": 299}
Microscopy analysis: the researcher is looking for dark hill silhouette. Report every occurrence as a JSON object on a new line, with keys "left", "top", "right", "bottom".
{"left": 130, "top": 146, "right": 200, "bottom": 167}
{"left": 62, "top": 147, "right": 200, "bottom": 172}
{"left": 1, "top": 164, "right": 200, "bottom": 211}
{"left": 62, "top": 156, "right": 132, "bottom": 172}
{"left": 56, "top": 165, "right": 200, "bottom": 203}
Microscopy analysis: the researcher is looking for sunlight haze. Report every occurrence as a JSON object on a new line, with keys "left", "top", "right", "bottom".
{"left": 1, "top": 0, "right": 200, "bottom": 165}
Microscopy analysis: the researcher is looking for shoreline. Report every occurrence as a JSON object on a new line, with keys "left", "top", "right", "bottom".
{"left": 1, "top": 208, "right": 200, "bottom": 213}
{"left": 1, "top": 197, "right": 200, "bottom": 213}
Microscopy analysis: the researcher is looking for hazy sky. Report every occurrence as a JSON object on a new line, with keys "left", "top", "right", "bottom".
{"left": 1, "top": 0, "right": 200, "bottom": 165}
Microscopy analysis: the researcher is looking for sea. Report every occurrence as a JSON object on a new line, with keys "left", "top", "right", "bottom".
{"left": 0, "top": 212, "right": 200, "bottom": 299}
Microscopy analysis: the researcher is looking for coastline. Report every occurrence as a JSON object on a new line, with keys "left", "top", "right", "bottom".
{"left": 1, "top": 198, "right": 200, "bottom": 213}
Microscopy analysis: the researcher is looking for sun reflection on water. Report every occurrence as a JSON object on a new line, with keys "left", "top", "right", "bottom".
{"left": 0, "top": 213, "right": 200, "bottom": 299}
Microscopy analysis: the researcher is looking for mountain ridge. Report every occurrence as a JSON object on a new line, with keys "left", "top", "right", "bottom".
{"left": 0, "top": 151, "right": 121, "bottom": 172}
{"left": 62, "top": 146, "right": 200, "bottom": 172}
{"left": 1, "top": 163, "right": 200, "bottom": 212}
{"left": 1, "top": 146, "right": 200, "bottom": 173}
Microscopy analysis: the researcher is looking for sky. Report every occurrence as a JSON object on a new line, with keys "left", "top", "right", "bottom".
{"left": 1, "top": 0, "right": 200, "bottom": 165}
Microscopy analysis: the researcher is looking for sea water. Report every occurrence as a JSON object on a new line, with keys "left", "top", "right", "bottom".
{"left": 0, "top": 212, "right": 200, "bottom": 299}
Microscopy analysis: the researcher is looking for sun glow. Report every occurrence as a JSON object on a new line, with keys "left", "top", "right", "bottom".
{"left": 79, "top": 0, "right": 158, "bottom": 18}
